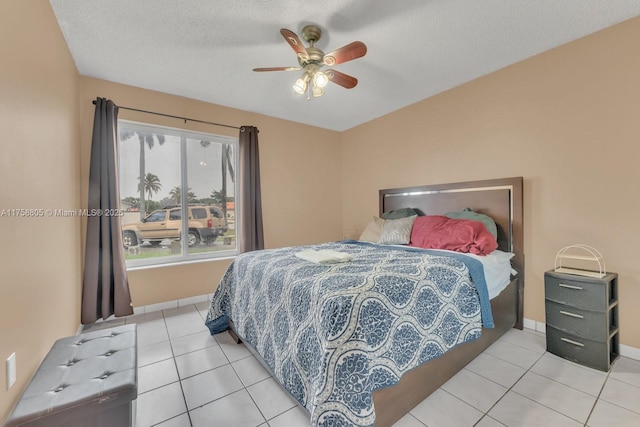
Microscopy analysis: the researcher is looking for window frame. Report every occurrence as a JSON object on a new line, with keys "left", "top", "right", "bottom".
{"left": 118, "top": 120, "right": 240, "bottom": 269}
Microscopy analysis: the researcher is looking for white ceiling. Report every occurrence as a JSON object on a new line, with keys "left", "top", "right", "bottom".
{"left": 49, "top": 0, "right": 640, "bottom": 132}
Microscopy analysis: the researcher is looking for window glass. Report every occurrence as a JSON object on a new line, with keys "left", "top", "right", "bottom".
{"left": 191, "top": 208, "right": 208, "bottom": 220}
{"left": 118, "top": 121, "right": 238, "bottom": 267}
{"left": 146, "top": 211, "right": 167, "bottom": 222}
{"left": 210, "top": 207, "right": 223, "bottom": 218}
{"left": 186, "top": 137, "right": 236, "bottom": 256}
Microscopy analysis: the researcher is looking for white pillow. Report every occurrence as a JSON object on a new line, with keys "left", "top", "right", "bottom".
{"left": 358, "top": 216, "right": 384, "bottom": 242}
{"left": 378, "top": 215, "right": 417, "bottom": 245}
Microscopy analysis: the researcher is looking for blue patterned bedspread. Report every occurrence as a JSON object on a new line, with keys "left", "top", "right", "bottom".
{"left": 205, "top": 241, "right": 493, "bottom": 427}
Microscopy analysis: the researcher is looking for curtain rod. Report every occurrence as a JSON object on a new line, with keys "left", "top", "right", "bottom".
{"left": 92, "top": 100, "right": 241, "bottom": 130}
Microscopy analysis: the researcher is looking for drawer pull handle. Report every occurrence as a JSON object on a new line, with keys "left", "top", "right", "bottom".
{"left": 559, "top": 283, "right": 583, "bottom": 290}
{"left": 559, "top": 310, "right": 584, "bottom": 319}
{"left": 561, "top": 337, "right": 584, "bottom": 347}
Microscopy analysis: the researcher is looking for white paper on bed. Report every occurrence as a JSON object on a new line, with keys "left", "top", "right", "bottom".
{"left": 295, "top": 249, "right": 354, "bottom": 264}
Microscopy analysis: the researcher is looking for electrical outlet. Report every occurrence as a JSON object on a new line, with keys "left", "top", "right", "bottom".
{"left": 6, "top": 353, "right": 16, "bottom": 390}
{"left": 343, "top": 229, "right": 359, "bottom": 240}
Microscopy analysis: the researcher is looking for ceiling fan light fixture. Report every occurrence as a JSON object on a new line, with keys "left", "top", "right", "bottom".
{"left": 313, "top": 71, "right": 328, "bottom": 88}
{"left": 293, "top": 77, "right": 307, "bottom": 95}
{"left": 312, "top": 85, "right": 324, "bottom": 97}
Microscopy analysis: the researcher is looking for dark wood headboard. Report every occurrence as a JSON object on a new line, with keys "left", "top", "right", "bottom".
{"left": 379, "top": 177, "right": 524, "bottom": 328}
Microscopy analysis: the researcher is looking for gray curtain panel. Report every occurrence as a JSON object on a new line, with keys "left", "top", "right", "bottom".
{"left": 238, "top": 126, "right": 264, "bottom": 252}
{"left": 82, "top": 98, "right": 133, "bottom": 324}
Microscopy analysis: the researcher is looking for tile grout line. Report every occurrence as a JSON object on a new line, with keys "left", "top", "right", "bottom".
{"left": 472, "top": 349, "right": 545, "bottom": 426}
{"left": 165, "top": 307, "right": 263, "bottom": 423}
{"left": 582, "top": 367, "right": 613, "bottom": 427}
{"left": 525, "top": 356, "right": 608, "bottom": 398}
{"left": 131, "top": 306, "right": 200, "bottom": 423}
{"left": 505, "top": 382, "right": 595, "bottom": 425}
{"left": 480, "top": 331, "right": 617, "bottom": 425}
{"left": 131, "top": 308, "right": 271, "bottom": 425}
{"left": 227, "top": 359, "right": 265, "bottom": 418}
{"left": 478, "top": 334, "right": 619, "bottom": 425}
{"left": 228, "top": 367, "right": 271, "bottom": 425}
{"left": 163, "top": 306, "right": 195, "bottom": 427}
{"left": 462, "top": 330, "right": 617, "bottom": 411}
{"left": 405, "top": 413, "right": 428, "bottom": 427}
{"left": 225, "top": 343, "right": 302, "bottom": 424}
{"left": 584, "top": 362, "right": 640, "bottom": 421}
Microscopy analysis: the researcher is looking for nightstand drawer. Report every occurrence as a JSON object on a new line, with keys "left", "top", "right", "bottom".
{"left": 546, "top": 325, "right": 619, "bottom": 371}
{"left": 545, "top": 300, "right": 616, "bottom": 341}
{"left": 544, "top": 274, "right": 611, "bottom": 310}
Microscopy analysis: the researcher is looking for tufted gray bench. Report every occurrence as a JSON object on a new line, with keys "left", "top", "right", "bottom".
{"left": 5, "top": 324, "right": 137, "bottom": 427}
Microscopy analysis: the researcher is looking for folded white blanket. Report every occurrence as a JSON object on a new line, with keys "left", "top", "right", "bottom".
{"left": 295, "top": 249, "right": 354, "bottom": 264}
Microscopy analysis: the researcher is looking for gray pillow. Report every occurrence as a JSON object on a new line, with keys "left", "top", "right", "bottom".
{"left": 380, "top": 207, "right": 418, "bottom": 220}
{"left": 445, "top": 208, "right": 498, "bottom": 240}
{"left": 377, "top": 215, "right": 417, "bottom": 245}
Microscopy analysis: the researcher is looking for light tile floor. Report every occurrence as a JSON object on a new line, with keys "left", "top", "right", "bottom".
{"left": 84, "top": 303, "right": 640, "bottom": 427}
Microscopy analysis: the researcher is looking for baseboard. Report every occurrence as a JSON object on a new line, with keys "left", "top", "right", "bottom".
{"left": 76, "top": 294, "right": 213, "bottom": 334}
{"left": 620, "top": 344, "right": 640, "bottom": 361}
{"left": 522, "top": 318, "right": 546, "bottom": 334}
{"left": 523, "top": 317, "right": 640, "bottom": 362}
{"left": 133, "top": 293, "right": 212, "bottom": 314}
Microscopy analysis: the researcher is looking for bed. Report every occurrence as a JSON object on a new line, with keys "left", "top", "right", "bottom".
{"left": 205, "top": 176, "right": 524, "bottom": 427}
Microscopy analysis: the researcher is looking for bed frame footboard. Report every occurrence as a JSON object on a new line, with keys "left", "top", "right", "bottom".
{"left": 372, "top": 278, "right": 518, "bottom": 427}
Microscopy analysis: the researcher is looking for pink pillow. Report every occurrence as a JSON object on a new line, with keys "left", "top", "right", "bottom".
{"left": 409, "top": 215, "right": 498, "bottom": 255}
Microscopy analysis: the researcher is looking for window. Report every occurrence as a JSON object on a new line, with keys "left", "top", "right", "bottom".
{"left": 118, "top": 120, "right": 238, "bottom": 267}
{"left": 210, "top": 207, "right": 223, "bottom": 219}
{"left": 147, "top": 211, "right": 167, "bottom": 222}
{"left": 191, "top": 208, "right": 208, "bottom": 220}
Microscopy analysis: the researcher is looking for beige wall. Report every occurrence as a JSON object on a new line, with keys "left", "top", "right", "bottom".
{"left": 341, "top": 16, "right": 640, "bottom": 349}
{"left": 77, "top": 77, "right": 344, "bottom": 306}
{"left": 0, "top": 1, "right": 81, "bottom": 421}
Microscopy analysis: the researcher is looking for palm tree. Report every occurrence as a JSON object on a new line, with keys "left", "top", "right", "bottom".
{"left": 220, "top": 144, "right": 235, "bottom": 219}
{"left": 169, "top": 186, "right": 196, "bottom": 205}
{"left": 119, "top": 130, "right": 166, "bottom": 219}
{"left": 210, "top": 189, "right": 225, "bottom": 207}
{"left": 141, "top": 173, "right": 162, "bottom": 210}
{"left": 199, "top": 141, "right": 235, "bottom": 218}
{"left": 169, "top": 186, "right": 181, "bottom": 205}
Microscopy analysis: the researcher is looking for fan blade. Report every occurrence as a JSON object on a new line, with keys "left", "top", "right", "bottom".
{"left": 326, "top": 69, "right": 358, "bottom": 89}
{"left": 280, "top": 28, "right": 309, "bottom": 61}
{"left": 253, "top": 67, "right": 301, "bottom": 72}
{"left": 323, "top": 41, "right": 367, "bottom": 66}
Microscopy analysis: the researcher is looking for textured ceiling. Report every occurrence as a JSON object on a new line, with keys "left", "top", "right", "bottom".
{"left": 49, "top": 0, "right": 640, "bottom": 131}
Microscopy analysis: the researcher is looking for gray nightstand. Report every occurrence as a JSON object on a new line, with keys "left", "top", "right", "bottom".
{"left": 544, "top": 270, "right": 619, "bottom": 371}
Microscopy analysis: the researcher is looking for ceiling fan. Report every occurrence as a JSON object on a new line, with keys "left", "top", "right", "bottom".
{"left": 253, "top": 25, "right": 367, "bottom": 99}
